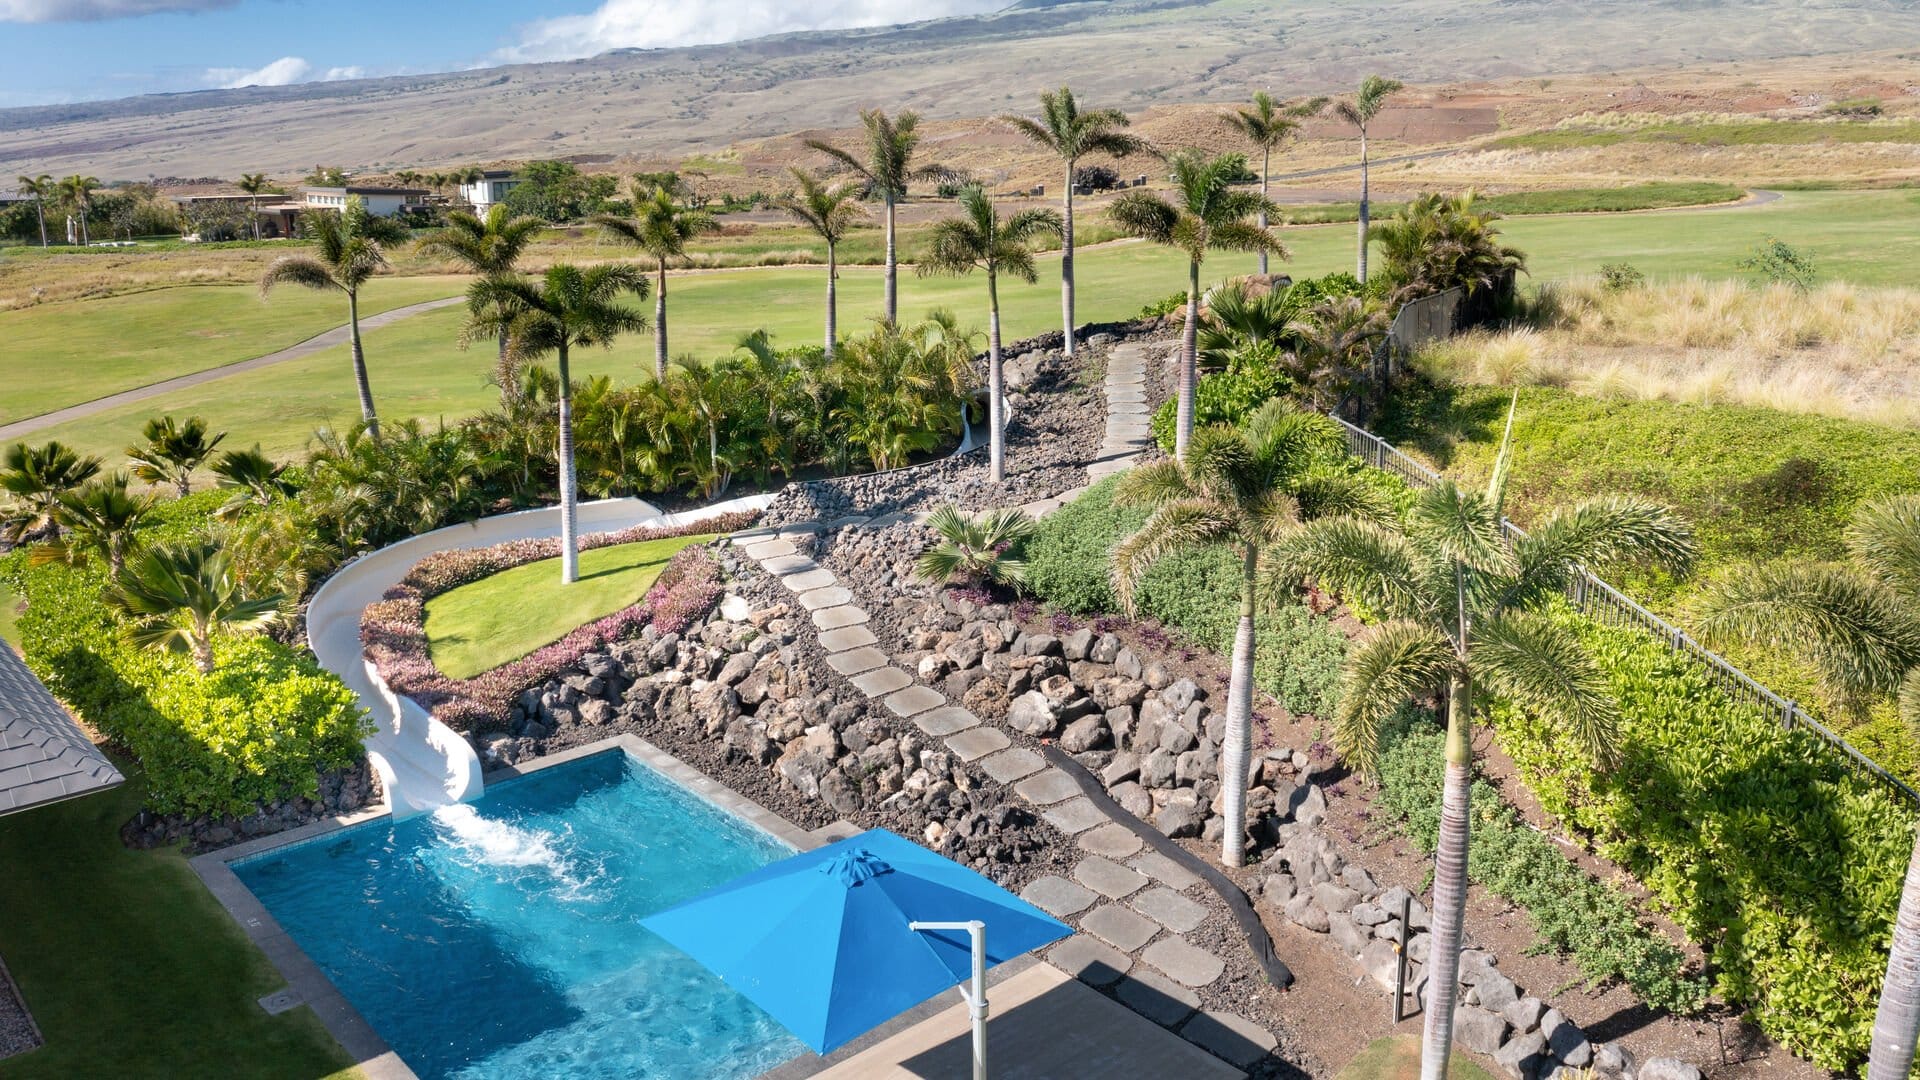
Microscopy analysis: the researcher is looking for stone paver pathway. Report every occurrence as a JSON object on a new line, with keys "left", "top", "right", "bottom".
{"left": 1086, "top": 339, "right": 1158, "bottom": 485}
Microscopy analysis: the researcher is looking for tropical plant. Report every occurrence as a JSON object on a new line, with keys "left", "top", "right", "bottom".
{"left": 1001, "top": 87, "right": 1153, "bottom": 358}
{"left": 235, "top": 172, "right": 273, "bottom": 240}
{"left": 1275, "top": 402, "right": 1694, "bottom": 1079}
{"left": 303, "top": 420, "right": 495, "bottom": 553}
{"left": 124, "top": 415, "right": 225, "bottom": 497}
{"left": 1, "top": 440, "right": 103, "bottom": 542}
{"left": 1283, "top": 295, "right": 1391, "bottom": 410}
{"left": 108, "top": 542, "right": 284, "bottom": 673}
{"left": 918, "top": 185, "right": 1062, "bottom": 481}
{"left": 1110, "top": 150, "right": 1284, "bottom": 462}
{"left": 16, "top": 173, "right": 52, "bottom": 247}
{"left": 1370, "top": 190, "right": 1525, "bottom": 300}
{"left": 467, "top": 263, "right": 650, "bottom": 582}
{"left": 774, "top": 167, "right": 866, "bottom": 357}
{"left": 1223, "top": 91, "right": 1328, "bottom": 276}
{"left": 831, "top": 314, "right": 977, "bottom": 471}
{"left": 210, "top": 446, "right": 293, "bottom": 518}
{"left": 662, "top": 356, "right": 747, "bottom": 498}
{"left": 32, "top": 473, "right": 152, "bottom": 574}
{"left": 1697, "top": 494, "right": 1920, "bottom": 1079}
{"left": 57, "top": 174, "right": 99, "bottom": 245}
{"left": 806, "top": 109, "right": 948, "bottom": 325}
{"left": 260, "top": 196, "right": 409, "bottom": 438}
{"left": 1196, "top": 280, "right": 1293, "bottom": 369}
{"left": 1333, "top": 75, "right": 1404, "bottom": 283}
{"left": 416, "top": 204, "right": 546, "bottom": 403}
{"left": 1112, "top": 400, "right": 1378, "bottom": 865}
{"left": 593, "top": 184, "right": 719, "bottom": 378}
{"left": 915, "top": 504, "right": 1036, "bottom": 588}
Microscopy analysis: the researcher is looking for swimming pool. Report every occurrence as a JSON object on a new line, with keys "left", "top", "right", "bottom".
{"left": 234, "top": 749, "right": 807, "bottom": 1079}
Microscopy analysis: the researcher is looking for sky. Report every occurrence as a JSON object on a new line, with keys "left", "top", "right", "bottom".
{"left": 0, "top": 0, "right": 1009, "bottom": 108}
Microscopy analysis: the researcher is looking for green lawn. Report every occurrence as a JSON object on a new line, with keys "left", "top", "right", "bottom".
{"left": 18, "top": 190, "right": 1920, "bottom": 461}
{"left": 0, "top": 276, "right": 464, "bottom": 426}
{"left": 0, "top": 772, "right": 356, "bottom": 1080}
{"left": 1336, "top": 1035, "right": 1497, "bottom": 1080}
{"left": 1282, "top": 181, "right": 1746, "bottom": 223}
{"left": 424, "top": 535, "right": 714, "bottom": 679}
{"left": 0, "top": 583, "right": 19, "bottom": 649}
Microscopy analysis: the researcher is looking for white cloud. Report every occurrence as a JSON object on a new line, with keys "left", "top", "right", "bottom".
{"left": 497, "top": 0, "right": 1004, "bottom": 63}
{"left": 323, "top": 65, "right": 367, "bottom": 81}
{"left": 205, "top": 56, "right": 312, "bottom": 89}
{"left": 0, "top": 0, "right": 235, "bottom": 21}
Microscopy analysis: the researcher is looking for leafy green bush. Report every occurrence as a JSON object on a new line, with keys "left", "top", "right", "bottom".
{"left": 1138, "top": 291, "right": 1188, "bottom": 319}
{"left": 1487, "top": 604, "right": 1913, "bottom": 1071}
{"left": 1149, "top": 349, "right": 1293, "bottom": 452}
{"left": 1374, "top": 716, "right": 1709, "bottom": 1015}
{"left": 1023, "top": 475, "right": 1149, "bottom": 614}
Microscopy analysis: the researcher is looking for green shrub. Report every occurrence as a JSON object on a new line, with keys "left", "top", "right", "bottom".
{"left": 1023, "top": 475, "right": 1149, "bottom": 614}
{"left": 1149, "top": 351, "right": 1293, "bottom": 452}
{"left": 1599, "top": 262, "right": 1645, "bottom": 291}
{"left": 1138, "top": 291, "right": 1188, "bottom": 319}
{"left": 1487, "top": 604, "right": 1913, "bottom": 1071}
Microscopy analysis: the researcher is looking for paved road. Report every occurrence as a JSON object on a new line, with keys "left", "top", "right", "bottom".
{"left": 0, "top": 295, "right": 464, "bottom": 442}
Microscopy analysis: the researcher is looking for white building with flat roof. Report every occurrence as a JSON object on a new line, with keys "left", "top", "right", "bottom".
{"left": 457, "top": 170, "right": 523, "bottom": 215}
{"left": 301, "top": 185, "right": 428, "bottom": 217}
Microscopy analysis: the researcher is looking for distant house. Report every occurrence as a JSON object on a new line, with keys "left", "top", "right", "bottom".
{"left": 457, "top": 170, "right": 522, "bottom": 215}
{"left": 301, "top": 185, "right": 428, "bottom": 217}
{"left": 174, "top": 192, "right": 300, "bottom": 238}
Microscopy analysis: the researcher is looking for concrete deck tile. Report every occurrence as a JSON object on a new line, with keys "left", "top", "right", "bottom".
{"left": 1021, "top": 875, "right": 1098, "bottom": 919}
{"left": 741, "top": 538, "right": 797, "bottom": 560}
{"left": 825, "top": 647, "right": 888, "bottom": 675}
{"left": 912, "top": 706, "right": 980, "bottom": 737}
{"left": 944, "top": 726, "right": 1010, "bottom": 762}
{"left": 811, "top": 605, "right": 870, "bottom": 630}
{"left": 781, "top": 568, "right": 838, "bottom": 592}
{"left": 979, "top": 746, "right": 1047, "bottom": 784}
{"left": 727, "top": 527, "right": 779, "bottom": 542}
{"left": 1080, "top": 903, "right": 1159, "bottom": 953}
{"left": 1073, "top": 855, "right": 1150, "bottom": 900}
{"left": 884, "top": 685, "right": 945, "bottom": 718}
{"left": 1077, "top": 821, "right": 1144, "bottom": 859}
{"left": 1130, "top": 849, "right": 1202, "bottom": 891}
{"left": 1042, "top": 796, "right": 1107, "bottom": 834}
{"left": 823, "top": 515, "right": 871, "bottom": 529}
{"left": 865, "top": 511, "right": 910, "bottom": 528}
{"left": 850, "top": 666, "right": 912, "bottom": 697}
{"left": 1047, "top": 936, "right": 1132, "bottom": 987}
{"left": 1141, "top": 936, "right": 1225, "bottom": 988}
{"left": 797, "top": 586, "right": 855, "bottom": 611}
{"left": 760, "top": 554, "right": 818, "bottom": 575}
{"left": 817, "top": 625, "right": 879, "bottom": 653}
{"left": 1178, "top": 1010, "right": 1279, "bottom": 1068}
{"left": 1131, "top": 886, "right": 1208, "bottom": 933}
{"left": 1013, "top": 768, "right": 1080, "bottom": 806}
{"left": 776, "top": 522, "right": 825, "bottom": 537}
{"left": 1113, "top": 968, "right": 1201, "bottom": 1028}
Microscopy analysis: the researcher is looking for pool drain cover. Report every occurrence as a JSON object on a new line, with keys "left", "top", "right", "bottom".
{"left": 257, "top": 989, "right": 302, "bottom": 1015}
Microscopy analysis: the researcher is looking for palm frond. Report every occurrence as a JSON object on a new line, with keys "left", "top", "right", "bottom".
{"left": 1110, "top": 499, "right": 1236, "bottom": 615}
{"left": 259, "top": 255, "right": 339, "bottom": 296}
{"left": 1270, "top": 515, "right": 1428, "bottom": 620}
{"left": 1698, "top": 561, "right": 1920, "bottom": 701}
{"left": 1470, "top": 610, "right": 1622, "bottom": 768}
{"left": 1848, "top": 493, "right": 1920, "bottom": 600}
{"left": 1509, "top": 495, "right": 1696, "bottom": 605}
{"left": 1334, "top": 620, "right": 1454, "bottom": 774}
{"left": 1112, "top": 459, "right": 1196, "bottom": 510}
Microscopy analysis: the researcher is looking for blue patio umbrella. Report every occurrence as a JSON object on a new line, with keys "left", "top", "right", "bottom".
{"left": 642, "top": 827, "right": 1071, "bottom": 1078}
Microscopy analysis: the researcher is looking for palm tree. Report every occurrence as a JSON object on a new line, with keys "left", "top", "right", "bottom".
{"left": 914, "top": 505, "right": 1036, "bottom": 588}
{"left": 775, "top": 167, "right": 866, "bottom": 357}
{"left": 210, "top": 446, "right": 293, "bottom": 518}
{"left": 35, "top": 473, "right": 151, "bottom": 575}
{"left": 1282, "top": 296, "right": 1391, "bottom": 410}
{"left": 236, "top": 172, "right": 272, "bottom": 240}
{"left": 467, "top": 263, "right": 650, "bottom": 583}
{"left": 1332, "top": 75, "right": 1404, "bottom": 283}
{"left": 126, "top": 415, "right": 225, "bottom": 497}
{"left": 58, "top": 174, "right": 99, "bottom": 246}
{"left": 1110, "top": 151, "right": 1284, "bottom": 462}
{"left": 417, "top": 204, "right": 546, "bottom": 403}
{"left": 1276, "top": 404, "right": 1694, "bottom": 1080}
{"left": 1370, "top": 190, "right": 1525, "bottom": 300}
{"left": 1223, "top": 91, "right": 1328, "bottom": 276}
{"left": 830, "top": 315, "right": 977, "bottom": 472}
{"left": 1, "top": 440, "right": 103, "bottom": 542}
{"left": 1112, "top": 401, "right": 1374, "bottom": 865}
{"left": 16, "top": 174, "right": 52, "bottom": 247}
{"left": 108, "top": 542, "right": 283, "bottom": 674}
{"left": 594, "top": 184, "right": 719, "bottom": 379}
{"left": 664, "top": 356, "right": 744, "bottom": 498}
{"left": 1195, "top": 280, "right": 1292, "bottom": 369}
{"left": 918, "top": 185, "right": 1062, "bottom": 482}
{"left": 260, "top": 196, "right": 409, "bottom": 438}
{"left": 805, "top": 109, "right": 948, "bottom": 326}
{"left": 1697, "top": 495, "right": 1920, "bottom": 1080}
{"left": 1000, "top": 88, "right": 1153, "bottom": 359}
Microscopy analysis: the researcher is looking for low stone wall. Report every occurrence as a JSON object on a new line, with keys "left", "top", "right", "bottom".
{"left": 123, "top": 760, "right": 383, "bottom": 853}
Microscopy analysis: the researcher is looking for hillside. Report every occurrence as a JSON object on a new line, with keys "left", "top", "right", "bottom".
{"left": 4, "top": 0, "right": 1920, "bottom": 180}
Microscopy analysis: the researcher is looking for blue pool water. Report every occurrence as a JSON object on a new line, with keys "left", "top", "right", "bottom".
{"left": 234, "top": 751, "right": 806, "bottom": 1079}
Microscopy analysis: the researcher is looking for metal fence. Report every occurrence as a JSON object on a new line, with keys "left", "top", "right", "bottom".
{"left": 1326, "top": 413, "right": 1920, "bottom": 807}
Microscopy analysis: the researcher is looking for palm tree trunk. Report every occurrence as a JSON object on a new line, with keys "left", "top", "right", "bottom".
{"left": 1062, "top": 161, "right": 1077, "bottom": 359}
{"left": 826, "top": 240, "right": 839, "bottom": 358}
{"left": 1421, "top": 671, "right": 1474, "bottom": 1080}
{"left": 346, "top": 289, "right": 381, "bottom": 440}
{"left": 556, "top": 341, "right": 580, "bottom": 585}
{"left": 988, "top": 271, "right": 1005, "bottom": 483}
{"left": 1258, "top": 148, "right": 1271, "bottom": 277}
{"left": 1356, "top": 127, "right": 1370, "bottom": 284}
{"left": 35, "top": 201, "right": 46, "bottom": 247}
{"left": 496, "top": 333, "right": 517, "bottom": 408}
{"left": 78, "top": 202, "right": 89, "bottom": 246}
{"left": 1175, "top": 260, "right": 1200, "bottom": 463}
{"left": 193, "top": 621, "right": 214, "bottom": 674}
{"left": 1220, "top": 547, "right": 1258, "bottom": 866}
{"left": 655, "top": 259, "right": 669, "bottom": 381}
{"left": 251, "top": 194, "right": 260, "bottom": 241}
{"left": 1869, "top": 830, "right": 1920, "bottom": 1080}
{"left": 884, "top": 192, "right": 898, "bottom": 326}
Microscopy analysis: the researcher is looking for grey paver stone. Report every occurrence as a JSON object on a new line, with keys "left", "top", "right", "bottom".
{"left": 1013, "top": 768, "right": 1081, "bottom": 806}
{"left": 1129, "top": 850, "right": 1202, "bottom": 892}
{"left": 1178, "top": 1010, "right": 1279, "bottom": 1068}
{"left": 1021, "top": 875, "right": 1098, "bottom": 919}
{"left": 797, "top": 586, "right": 854, "bottom": 611}
{"left": 825, "top": 647, "right": 888, "bottom": 675}
{"left": 1042, "top": 796, "right": 1107, "bottom": 834}
{"left": 1073, "top": 855, "right": 1150, "bottom": 900}
{"left": 823, "top": 516, "right": 871, "bottom": 529}
{"left": 1113, "top": 968, "right": 1200, "bottom": 1027}
{"left": 776, "top": 522, "right": 825, "bottom": 537}
{"left": 728, "top": 527, "right": 779, "bottom": 542}
{"left": 1080, "top": 903, "right": 1159, "bottom": 952}
{"left": 884, "top": 685, "right": 945, "bottom": 718}
{"left": 945, "top": 726, "right": 1011, "bottom": 762}
{"left": 741, "top": 539, "right": 797, "bottom": 560}
{"left": 865, "top": 511, "right": 909, "bottom": 528}
{"left": 913, "top": 706, "right": 980, "bottom": 737}
{"left": 817, "top": 624, "right": 879, "bottom": 653}
{"left": 1048, "top": 936, "right": 1132, "bottom": 987}
{"left": 1141, "top": 936, "right": 1225, "bottom": 988}
{"left": 1130, "top": 887, "right": 1209, "bottom": 933}
{"left": 1077, "top": 821, "right": 1144, "bottom": 859}
{"left": 979, "top": 746, "right": 1047, "bottom": 783}
{"left": 761, "top": 554, "right": 817, "bottom": 575}
{"left": 811, "top": 605, "right": 869, "bottom": 630}
{"left": 781, "top": 568, "right": 838, "bottom": 592}
{"left": 850, "top": 666, "right": 911, "bottom": 697}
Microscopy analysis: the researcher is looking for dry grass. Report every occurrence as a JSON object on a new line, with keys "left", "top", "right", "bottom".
{"left": 1416, "top": 277, "right": 1920, "bottom": 426}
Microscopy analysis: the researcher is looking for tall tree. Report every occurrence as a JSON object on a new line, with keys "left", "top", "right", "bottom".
{"left": 58, "top": 174, "right": 99, "bottom": 246}
{"left": 774, "top": 167, "right": 866, "bottom": 358}
{"left": 1332, "top": 75, "right": 1404, "bottom": 283}
{"left": 16, "top": 174, "right": 52, "bottom": 247}
{"left": 1112, "top": 400, "right": 1376, "bottom": 865}
{"left": 109, "top": 542, "right": 283, "bottom": 674}
{"left": 1000, "top": 87, "right": 1153, "bottom": 359}
{"left": 1110, "top": 150, "right": 1284, "bottom": 462}
{"left": 1698, "top": 495, "right": 1920, "bottom": 1080}
{"left": 466, "top": 264, "right": 650, "bottom": 583}
{"left": 236, "top": 172, "right": 272, "bottom": 240}
{"left": 417, "top": 204, "right": 546, "bottom": 403}
{"left": 1277, "top": 404, "right": 1693, "bottom": 1080}
{"left": 126, "top": 415, "right": 225, "bottom": 497}
{"left": 0, "top": 440, "right": 102, "bottom": 542}
{"left": 594, "top": 183, "right": 719, "bottom": 379}
{"left": 1370, "top": 190, "right": 1525, "bottom": 300}
{"left": 260, "top": 196, "right": 409, "bottom": 439}
{"left": 35, "top": 473, "right": 152, "bottom": 575}
{"left": 917, "top": 185, "right": 1061, "bottom": 482}
{"left": 1222, "top": 91, "right": 1328, "bottom": 276}
{"left": 805, "top": 109, "right": 947, "bottom": 326}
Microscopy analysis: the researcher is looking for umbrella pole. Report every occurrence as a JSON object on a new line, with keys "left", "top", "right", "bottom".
{"left": 910, "top": 919, "right": 990, "bottom": 1080}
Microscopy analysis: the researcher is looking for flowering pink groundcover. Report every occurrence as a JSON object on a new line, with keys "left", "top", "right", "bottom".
{"left": 360, "top": 512, "right": 756, "bottom": 731}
